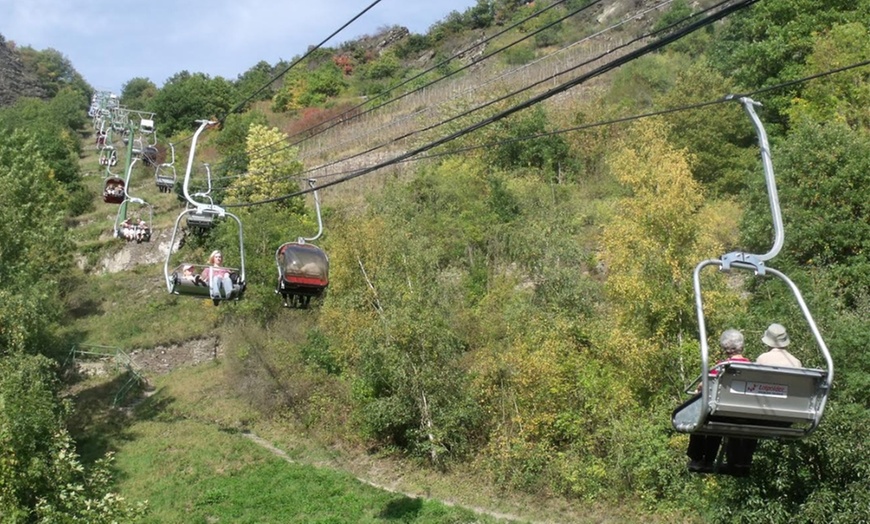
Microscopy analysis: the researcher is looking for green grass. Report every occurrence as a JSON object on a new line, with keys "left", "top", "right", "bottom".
{"left": 73, "top": 363, "right": 518, "bottom": 524}
{"left": 114, "top": 418, "right": 508, "bottom": 523}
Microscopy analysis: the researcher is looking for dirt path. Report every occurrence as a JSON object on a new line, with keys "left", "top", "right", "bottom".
{"left": 240, "top": 431, "right": 535, "bottom": 524}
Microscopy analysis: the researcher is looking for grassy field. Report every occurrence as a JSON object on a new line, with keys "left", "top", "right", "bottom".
{"left": 69, "top": 363, "right": 523, "bottom": 524}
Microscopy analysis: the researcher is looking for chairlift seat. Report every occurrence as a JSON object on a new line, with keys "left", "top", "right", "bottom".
{"left": 672, "top": 362, "right": 829, "bottom": 439}
{"left": 186, "top": 212, "right": 215, "bottom": 230}
{"left": 277, "top": 243, "right": 329, "bottom": 296}
{"left": 140, "top": 119, "right": 155, "bottom": 133}
{"left": 169, "top": 264, "right": 245, "bottom": 300}
{"left": 156, "top": 175, "right": 175, "bottom": 191}
{"left": 142, "top": 146, "right": 159, "bottom": 167}
{"left": 103, "top": 177, "right": 126, "bottom": 204}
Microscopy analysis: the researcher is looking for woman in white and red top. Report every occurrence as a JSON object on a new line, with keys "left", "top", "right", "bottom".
{"left": 201, "top": 250, "right": 233, "bottom": 302}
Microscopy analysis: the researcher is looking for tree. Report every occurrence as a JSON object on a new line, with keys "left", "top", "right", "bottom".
{"left": 0, "top": 129, "right": 73, "bottom": 287}
{"left": 0, "top": 98, "right": 83, "bottom": 187}
{"left": 224, "top": 124, "right": 304, "bottom": 209}
{"left": 599, "top": 118, "right": 741, "bottom": 396}
{"left": 17, "top": 46, "right": 91, "bottom": 99}
{"left": 787, "top": 22, "right": 870, "bottom": 129}
{"left": 658, "top": 59, "right": 756, "bottom": 195}
{"left": 0, "top": 354, "right": 144, "bottom": 522}
{"left": 742, "top": 119, "right": 870, "bottom": 306}
{"left": 120, "top": 77, "right": 158, "bottom": 112}
{"left": 235, "top": 61, "right": 278, "bottom": 103}
{"left": 150, "top": 71, "right": 237, "bottom": 137}
{"left": 709, "top": 0, "right": 860, "bottom": 122}
{"left": 484, "top": 106, "right": 573, "bottom": 182}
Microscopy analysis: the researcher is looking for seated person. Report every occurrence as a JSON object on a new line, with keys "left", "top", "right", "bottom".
{"left": 201, "top": 250, "right": 234, "bottom": 304}
{"left": 686, "top": 328, "right": 751, "bottom": 474}
{"left": 179, "top": 264, "right": 206, "bottom": 286}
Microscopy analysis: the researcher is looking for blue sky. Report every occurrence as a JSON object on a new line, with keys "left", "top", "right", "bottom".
{"left": 0, "top": 0, "right": 478, "bottom": 94}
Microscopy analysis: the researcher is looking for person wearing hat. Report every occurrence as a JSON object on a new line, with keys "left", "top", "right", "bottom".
{"left": 180, "top": 264, "right": 205, "bottom": 286}
{"left": 200, "top": 250, "right": 234, "bottom": 305}
{"left": 757, "top": 323, "right": 802, "bottom": 367}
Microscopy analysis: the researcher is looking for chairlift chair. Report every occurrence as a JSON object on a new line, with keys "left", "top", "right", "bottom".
{"left": 114, "top": 199, "right": 153, "bottom": 243}
{"left": 276, "top": 241, "right": 329, "bottom": 307}
{"left": 98, "top": 146, "right": 117, "bottom": 167}
{"left": 102, "top": 176, "right": 126, "bottom": 204}
{"left": 184, "top": 162, "right": 215, "bottom": 232}
{"left": 275, "top": 179, "right": 329, "bottom": 308}
{"left": 164, "top": 119, "right": 247, "bottom": 304}
{"left": 672, "top": 96, "right": 834, "bottom": 455}
{"left": 142, "top": 145, "right": 159, "bottom": 168}
{"left": 165, "top": 208, "right": 246, "bottom": 302}
{"left": 140, "top": 118, "right": 155, "bottom": 134}
{"left": 155, "top": 143, "right": 177, "bottom": 193}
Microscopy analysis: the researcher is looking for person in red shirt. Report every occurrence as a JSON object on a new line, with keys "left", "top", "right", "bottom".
{"left": 687, "top": 329, "right": 750, "bottom": 473}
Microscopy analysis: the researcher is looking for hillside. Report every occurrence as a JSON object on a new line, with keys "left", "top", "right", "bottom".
{"left": 3, "top": 1, "right": 870, "bottom": 522}
{"left": 0, "top": 34, "right": 47, "bottom": 105}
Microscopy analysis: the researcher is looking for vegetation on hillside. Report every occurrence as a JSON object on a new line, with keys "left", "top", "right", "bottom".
{"left": 2, "top": 0, "right": 870, "bottom": 522}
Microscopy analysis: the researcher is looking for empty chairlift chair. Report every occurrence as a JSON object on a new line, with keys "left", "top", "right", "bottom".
{"left": 155, "top": 143, "right": 177, "bottom": 193}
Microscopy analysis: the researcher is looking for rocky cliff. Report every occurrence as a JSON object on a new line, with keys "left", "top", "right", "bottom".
{"left": 0, "top": 34, "right": 47, "bottom": 107}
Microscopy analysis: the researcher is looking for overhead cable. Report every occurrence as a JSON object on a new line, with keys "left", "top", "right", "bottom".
{"left": 223, "top": 0, "right": 760, "bottom": 207}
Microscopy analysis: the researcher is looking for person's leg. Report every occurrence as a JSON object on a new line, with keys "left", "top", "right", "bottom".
{"left": 221, "top": 275, "right": 234, "bottom": 298}
{"left": 703, "top": 435, "right": 722, "bottom": 466}
{"left": 208, "top": 275, "right": 220, "bottom": 298}
{"left": 687, "top": 434, "right": 718, "bottom": 472}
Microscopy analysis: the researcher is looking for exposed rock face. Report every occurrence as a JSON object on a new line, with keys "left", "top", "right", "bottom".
{"left": 376, "top": 26, "right": 410, "bottom": 55}
{"left": 0, "top": 34, "right": 48, "bottom": 107}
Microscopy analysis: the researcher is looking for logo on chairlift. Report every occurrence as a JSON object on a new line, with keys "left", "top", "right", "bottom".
{"left": 731, "top": 380, "right": 789, "bottom": 398}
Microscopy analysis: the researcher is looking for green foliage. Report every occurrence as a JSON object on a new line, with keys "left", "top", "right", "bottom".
{"left": 0, "top": 354, "right": 142, "bottom": 522}
{"left": 211, "top": 110, "right": 269, "bottom": 178}
{"left": 394, "top": 33, "right": 432, "bottom": 59}
{"left": 787, "top": 22, "right": 870, "bottom": 129}
{"left": 605, "top": 54, "right": 689, "bottom": 111}
{"left": 0, "top": 97, "right": 84, "bottom": 187}
{"left": 529, "top": 7, "right": 564, "bottom": 49}
{"left": 500, "top": 43, "right": 535, "bottom": 65}
{"left": 0, "top": 353, "right": 65, "bottom": 518}
{"left": 484, "top": 106, "right": 573, "bottom": 182}
{"left": 150, "top": 72, "right": 237, "bottom": 136}
{"left": 658, "top": 60, "right": 756, "bottom": 195}
{"left": 17, "top": 46, "right": 91, "bottom": 99}
{"left": 298, "top": 61, "right": 347, "bottom": 107}
{"left": 225, "top": 124, "right": 304, "bottom": 206}
{"left": 0, "top": 130, "right": 74, "bottom": 288}
{"left": 234, "top": 60, "right": 278, "bottom": 103}
{"left": 120, "top": 77, "right": 158, "bottom": 112}
{"left": 743, "top": 119, "right": 870, "bottom": 305}
{"left": 360, "top": 52, "right": 401, "bottom": 81}
{"left": 709, "top": 0, "right": 864, "bottom": 122}
{"left": 601, "top": 118, "right": 726, "bottom": 341}
{"left": 652, "top": 0, "right": 693, "bottom": 32}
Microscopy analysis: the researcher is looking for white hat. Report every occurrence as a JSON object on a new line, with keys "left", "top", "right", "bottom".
{"left": 762, "top": 323, "right": 790, "bottom": 348}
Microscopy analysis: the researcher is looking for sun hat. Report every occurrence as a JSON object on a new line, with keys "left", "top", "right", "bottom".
{"left": 762, "top": 323, "right": 790, "bottom": 348}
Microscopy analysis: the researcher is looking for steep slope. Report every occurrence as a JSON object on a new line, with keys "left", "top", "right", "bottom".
{"left": 0, "top": 34, "right": 47, "bottom": 106}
